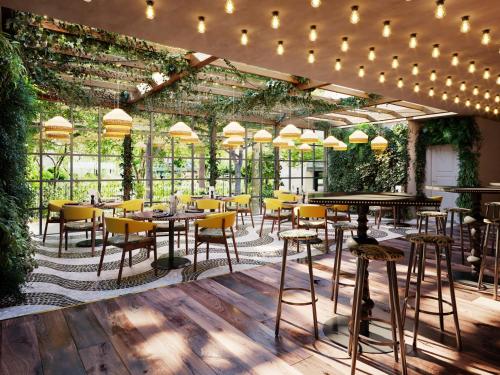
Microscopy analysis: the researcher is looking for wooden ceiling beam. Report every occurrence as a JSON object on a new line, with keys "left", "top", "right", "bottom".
{"left": 338, "top": 110, "right": 377, "bottom": 122}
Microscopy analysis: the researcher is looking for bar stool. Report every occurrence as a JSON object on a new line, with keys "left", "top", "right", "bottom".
{"left": 478, "top": 218, "right": 500, "bottom": 300}
{"left": 444, "top": 207, "right": 471, "bottom": 264}
{"left": 348, "top": 244, "right": 408, "bottom": 375}
{"left": 275, "top": 229, "right": 320, "bottom": 339}
{"left": 403, "top": 234, "right": 462, "bottom": 351}
{"left": 417, "top": 211, "right": 448, "bottom": 235}
{"left": 484, "top": 202, "right": 500, "bottom": 219}
{"left": 331, "top": 222, "right": 357, "bottom": 313}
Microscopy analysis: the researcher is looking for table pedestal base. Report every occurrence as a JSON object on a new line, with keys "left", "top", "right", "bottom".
{"left": 76, "top": 239, "right": 103, "bottom": 247}
{"left": 151, "top": 256, "right": 191, "bottom": 270}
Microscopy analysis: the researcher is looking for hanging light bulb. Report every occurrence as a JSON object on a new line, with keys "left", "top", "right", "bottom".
{"left": 271, "top": 11, "right": 280, "bottom": 29}
{"left": 414, "top": 83, "right": 420, "bottom": 93}
{"left": 497, "top": 75, "right": 500, "bottom": 85}
{"left": 392, "top": 56, "right": 399, "bottom": 69}
{"left": 277, "top": 41, "right": 284, "bottom": 55}
{"left": 382, "top": 20, "right": 391, "bottom": 37}
{"left": 482, "top": 29, "right": 491, "bottom": 45}
{"left": 460, "top": 81, "right": 467, "bottom": 91}
{"left": 451, "top": 53, "right": 459, "bottom": 66}
{"left": 145, "top": 0, "right": 155, "bottom": 20}
{"left": 485, "top": 105, "right": 491, "bottom": 113}
{"left": 197, "top": 16, "right": 206, "bottom": 33}
{"left": 429, "top": 87, "right": 435, "bottom": 97}
{"left": 341, "top": 37, "right": 349, "bottom": 52}
{"left": 309, "top": 25, "right": 318, "bottom": 41}
{"left": 435, "top": 0, "right": 445, "bottom": 19}
{"left": 472, "top": 86, "right": 479, "bottom": 95}
{"left": 454, "top": 95, "right": 460, "bottom": 104}
{"left": 460, "top": 16, "right": 470, "bottom": 33}
{"left": 311, "top": 0, "right": 321, "bottom": 8}
{"left": 397, "top": 77, "right": 404, "bottom": 88}
{"left": 412, "top": 63, "right": 419, "bottom": 75}
{"left": 442, "top": 92, "right": 448, "bottom": 100}
{"left": 350, "top": 5, "right": 360, "bottom": 24}
{"left": 368, "top": 47, "right": 376, "bottom": 61}
{"left": 334, "top": 58, "right": 342, "bottom": 71}
{"left": 308, "top": 50, "right": 315, "bottom": 63}
{"left": 240, "top": 29, "right": 248, "bottom": 45}
{"left": 409, "top": 33, "right": 417, "bottom": 48}
{"left": 475, "top": 103, "right": 481, "bottom": 110}
{"left": 483, "top": 68, "right": 491, "bottom": 80}
{"left": 468, "top": 61, "right": 476, "bottom": 73}
{"left": 225, "top": 0, "right": 234, "bottom": 13}
{"left": 430, "top": 70, "right": 437, "bottom": 81}
{"left": 465, "top": 99, "right": 471, "bottom": 107}
{"left": 445, "top": 76, "right": 453, "bottom": 86}
{"left": 379, "top": 72, "right": 385, "bottom": 83}
{"left": 495, "top": 94, "right": 500, "bottom": 103}
{"left": 358, "top": 65, "right": 365, "bottom": 77}
{"left": 432, "top": 44, "right": 440, "bottom": 58}
{"left": 494, "top": 108, "right": 499, "bottom": 115}
{"left": 484, "top": 90, "right": 491, "bottom": 99}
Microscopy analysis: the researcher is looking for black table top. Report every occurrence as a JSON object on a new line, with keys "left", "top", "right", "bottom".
{"left": 429, "top": 185, "right": 500, "bottom": 194}
{"left": 308, "top": 192, "right": 441, "bottom": 207}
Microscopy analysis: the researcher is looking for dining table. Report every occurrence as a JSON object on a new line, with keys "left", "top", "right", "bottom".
{"left": 309, "top": 192, "right": 440, "bottom": 352}
{"left": 133, "top": 210, "right": 206, "bottom": 270}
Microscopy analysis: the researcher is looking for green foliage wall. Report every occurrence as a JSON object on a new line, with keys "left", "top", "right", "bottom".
{"left": 415, "top": 116, "right": 480, "bottom": 208}
{"left": 121, "top": 135, "right": 133, "bottom": 200}
{"left": 327, "top": 123, "right": 409, "bottom": 192}
{"left": 0, "top": 34, "right": 37, "bottom": 299}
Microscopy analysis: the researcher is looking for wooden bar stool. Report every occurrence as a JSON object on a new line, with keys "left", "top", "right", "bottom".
{"left": 331, "top": 222, "right": 357, "bottom": 313}
{"left": 403, "top": 234, "right": 462, "bottom": 351}
{"left": 478, "top": 218, "right": 500, "bottom": 300}
{"left": 275, "top": 229, "right": 320, "bottom": 339}
{"left": 417, "top": 211, "right": 448, "bottom": 235}
{"left": 444, "top": 207, "right": 471, "bottom": 264}
{"left": 348, "top": 244, "right": 408, "bottom": 375}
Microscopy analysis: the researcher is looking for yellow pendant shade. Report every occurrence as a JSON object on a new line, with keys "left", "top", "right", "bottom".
{"left": 323, "top": 135, "right": 340, "bottom": 148}
{"left": 45, "top": 131, "right": 70, "bottom": 141}
{"left": 103, "top": 108, "right": 132, "bottom": 127}
{"left": 272, "top": 136, "right": 289, "bottom": 147}
{"left": 279, "top": 124, "right": 301, "bottom": 139}
{"left": 169, "top": 121, "right": 192, "bottom": 137}
{"left": 300, "top": 129, "right": 319, "bottom": 144}
{"left": 222, "top": 138, "right": 239, "bottom": 149}
{"left": 253, "top": 129, "right": 273, "bottom": 143}
{"left": 349, "top": 130, "right": 369, "bottom": 144}
{"left": 103, "top": 130, "right": 126, "bottom": 139}
{"left": 279, "top": 140, "right": 295, "bottom": 150}
{"left": 179, "top": 131, "right": 201, "bottom": 144}
{"left": 227, "top": 135, "right": 245, "bottom": 146}
{"left": 44, "top": 116, "right": 74, "bottom": 133}
{"left": 371, "top": 136, "right": 388, "bottom": 151}
{"left": 104, "top": 125, "right": 131, "bottom": 134}
{"left": 223, "top": 121, "right": 245, "bottom": 136}
{"left": 298, "top": 143, "right": 312, "bottom": 151}
{"left": 333, "top": 141, "right": 348, "bottom": 151}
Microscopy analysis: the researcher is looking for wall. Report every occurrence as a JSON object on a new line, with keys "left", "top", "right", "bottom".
{"left": 476, "top": 116, "right": 500, "bottom": 203}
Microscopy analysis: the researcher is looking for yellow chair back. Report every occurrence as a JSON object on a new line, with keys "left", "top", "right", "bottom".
{"left": 196, "top": 199, "right": 221, "bottom": 211}
{"left": 105, "top": 217, "right": 155, "bottom": 234}
{"left": 118, "top": 199, "right": 144, "bottom": 212}
{"left": 297, "top": 205, "right": 326, "bottom": 219}
{"left": 196, "top": 212, "right": 236, "bottom": 229}
{"left": 151, "top": 203, "right": 169, "bottom": 211}
{"left": 48, "top": 199, "right": 76, "bottom": 212}
{"left": 233, "top": 194, "right": 251, "bottom": 205}
{"left": 277, "top": 192, "right": 300, "bottom": 202}
{"left": 63, "top": 206, "right": 102, "bottom": 221}
{"left": 273, "top": 189, "right": 289, "bottom": 198}
{"left": 264, "top": 198, "right": 283, "bottom": 211}
{"left": 179, "top": 194, "right": 192, "bottom": 205}
{"left": 430, "top": 196, "right": 444, "bottom": 203}
{"left": 332, "top": 204, "right": 349, "bottom": 212}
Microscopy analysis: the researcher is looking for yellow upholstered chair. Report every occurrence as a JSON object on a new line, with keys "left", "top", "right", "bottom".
{"left": 196, "top": 199, "right": 222, "bottom": 212}
{"left": 260, "top": 198, "right": 291, "bottom": 237}
{"left": 194, "top": 212, "right": 239, "bottom": 273}
{"left": 277, "top": 192, "right": 300, "bottom": 202}
{"left": 43, "top": 199, "right": 77, "bottom": 244}
{"left": 59, "top": 206, "right": 104, "bottom": 257}
{"left": 151, "top": 203, "right": 169, "bottom": 211}
{"left": 226, "top": 194, "right": 254, "bottom": 228}
{"left": 327, "top": 204, "right": 352, "bottom": 224}
{"left": 179, "top": 194, "right": 193, "bottom": 209}
{"left": 115, "top": 199, "right": 144, "bottom": 217}
{"left": 273, "top": 189, "right": 290, "bottom": 198}
{"left": 98, "top": 217, "right": 157, "bottom": 284}
{"left": 296, "top": 205, "right": 329, "bottom": 251}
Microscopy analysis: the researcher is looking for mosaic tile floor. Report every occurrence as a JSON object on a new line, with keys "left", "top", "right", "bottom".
{"left": 0, "top": 215, "right": 417, "bottom": 320}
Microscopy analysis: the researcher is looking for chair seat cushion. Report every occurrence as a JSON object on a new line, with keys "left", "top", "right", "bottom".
{"left": 445, "top": 207, "right": 471, "bottom": 213}
{"left": 198, "top": 228, "right": 233, "bottom": 238}
{"left": 266, "top": 211, "right": 291, "bottom": 219}
{"left": 107, "top": 234, "right": 151, "bottom": 246}
{"left": 332, "top": 222, "right": 357, "bottom": 231}
{"left": 417, "top": 211, "right": 447, "bottom": 217}
{"left": 298, "top": 219, "right": 326, "bottom": 228}
{"left": 406, "top": 233, "right": 454, "bottom": 245}
{"left": 279, "top": 229, "right": 318, "bottom": 240}
{"left": 350, "top": 244, "right": 404, "bottom": 261}
{"left": 65, "top": 221, "right": 98, "bottom": 230}
{"left": 156, "top": 222, "right": 187, "bottom": 232}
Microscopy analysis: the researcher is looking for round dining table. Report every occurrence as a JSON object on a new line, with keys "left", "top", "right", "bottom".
{"left": 133, "top": 211, "right": 206, "bottom": 270}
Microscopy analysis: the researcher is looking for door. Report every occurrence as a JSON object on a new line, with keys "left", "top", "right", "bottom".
{"left": 425, "top": 144, "right": 459, "bottom": 209}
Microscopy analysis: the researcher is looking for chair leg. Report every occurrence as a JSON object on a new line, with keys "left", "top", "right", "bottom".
{"left": 64, "top": 230, "right": 68, "bottom": 251}
{"left": 250, "top": 211, "right": 255, "bottom": 228}
{"left": 332, "top": 229, "right": 344, "bottom": 313}
{"left": 129, "top": 250, "right": 133, "bottom": 267}
{"left": 435, "top": 244, "right": 445, "bottom": 332}
{"left": 393, "top": 206, "right": 397, "bottom": 228}
{"left": 402, "top": 241, "right": 416, "bottom": 328}
{"left": 241, "top": 211, "right": 245, "bottom": 226}
{"left": 450, "top": 211, "right": 455, "bottom": 240}
{"left": 185, "top": 228, "right": 189, "bottom": 255}
{"left": 230, "top": 227, "right": 239, "bottom": 262}
{"left": 117, "top": 249, "right": 127, "bottom": 285}
{"left": 350, "top": 259, "right": 366, "bottom": 375}
{"left": 194, "top": 240, "right": 199, "bottom": 272}
{"left": 494, "top": 228, "right": 499, "bottom": 300}
{"left": 324, "top": 225, "right": 329, "bottom": 253}
{"left": 153, "top": 240, "right": 158, "bottom": 277}
{"left": 348, "top": 257, "right": 362, "bottom": 356}
{"left": 306, "top": 243, "right": 319, "bottom": 339}
{"left": 271, "top": 219, "right": 276, "bottom": 233}
{"left": 389, "top": 262, "right": 408, "bottom": 375}
{"left": 478, "top": 223, "right": 491, "bottom": 290}
{"left": 206, "top": 242, "right": 210, "bottom": 260}
{"left": 459, "top": 213, "right": 465, "bottom": 265}
{"left": 445, "top": 244, "right": 462, "bottom": 350}
{"left": 377, "top": 209, "right": 382, "bottom": 229}
{"left": 177, "top": 231, "right": 180, "bottom": 249}
{"left": 43, "top": 211, "right": 50, "bottom": 244}
{"left": 412, "top": 244, "right": 425, "bottom": 350}
{"left": 58, "top": 224, "right": 63, "bottom": 258}
{"left": 97, "top": 233, "right": 108, "bottom": 276}
{"left": 259, "top": 216, "right": 265, "bottom": 237}
{"left": 387, "top": 261, "right": 399, "bottom": 362}
{"left": 223, "top": 237, "right": 233, "bottom": 273}
{"left": 91, "top": 228, "right": 96, "bottom": 257}
{"left": 275, "top": 238, "right": 288, "bottom": 336}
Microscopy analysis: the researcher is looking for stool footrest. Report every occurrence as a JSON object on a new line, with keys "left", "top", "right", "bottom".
{"left": 281, "top": 287, "right": 318, "bottom": 306}
{"left": 349, "top": 317, "right": 400, "bottom": 347}
{"left": 404, "top": 295, "right": 455, "bottom": 316}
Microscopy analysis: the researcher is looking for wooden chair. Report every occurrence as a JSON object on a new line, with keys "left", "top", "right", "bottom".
{"left": 194, "top": 212, "right": 239, "bottom": 273}
{"left": 259, "top": 198, "right": 291, "bottom": 237}
{"left": 226, "top": 194, "right": 254, "bottom": 228}
{"left": 98, "top": 217, "right": 157, "bottom": 284}
{"left": 179, "top": 194, "right": 193, "bottom": 210}
{"left": 115, "top": 199, "right": 144, "bottom": 217}
{"left": 42, "top": 199, "right": 76, "bottom": 244}
{"left": 196, "top": 198, "right": 222, "bottom": 212}
{"left": 276, "top": 192, "right": 300, "bottom": 203}
{"left": 273, "top": 189, "right": 290, "bottom": 198}
{"left": 373, "top": 206, "right": 397, "bottom": 228}
{"left": 295, "top": 205, "right": 329, "bottom": 252}
{"left": 150, "top": 203, "right": 189, "bottom": 254}
{"left": 58, "top": 206, "right": 104, "bottom": 257}
{"left": 327, "top": 204, "right": 352, "bottom": 224}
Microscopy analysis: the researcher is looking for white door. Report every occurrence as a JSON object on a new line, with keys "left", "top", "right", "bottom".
{"left": 425, "top": 144, "right": 459, "bottom": 210}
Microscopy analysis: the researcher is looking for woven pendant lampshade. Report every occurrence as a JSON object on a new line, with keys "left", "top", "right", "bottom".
{"left": 333, "top": 141, "right": 348, "bottom": 151}
{"left": 103, "top": 130, "right": 127, "bottom": 139}
{"left": 299, "top": 129, "right": 319, "bottom": 144}
{"left": 371, "top": 135, "right": 388, "bottom": 151}
{"left": 223, "top": 121, "right": 245, "bottom": 136}
{"left": 43, "top": 116, "right": 74, "bottom": 133}
{"left": 222, "top": 138, "right": 239, "bottom": 149}
{"left": 169, "top": 121, "right": 192, "bottom": 137}
{"left": 279, "top": 140, "right": 295, "bottom": 150}
{"left": 103, "top": 108, "right": 133, "bottom": 127}
{"left": 227, "top": 135, "right": 245, "bottom": 146}
{"left": 323, "top": 135, "right": 340, "bottom": 148}
{"left": 253, "top": 129, "right": 273, "bottom": 143}
{"left": 179, "top": 131, "right": 201, "bottom": 145}
{"left": 298, "top": 143, "right": 312, "bottom": 151}
{"left": 104, "top": 125, "right": 131, "bottom": 134}
{"left": 279, "top": 124, "right": 301, "bottom": 139}
{"left": 272, "top": 135, "right": 289, "bottom": 147}
{"left": 348, "top": 129, "right": 369, "bottom": 144}
{"left": 45, "top": 131, "right": 71, "bottom": 141}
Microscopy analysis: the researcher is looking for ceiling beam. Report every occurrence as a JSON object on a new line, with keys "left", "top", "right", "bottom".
{"left": 369, "top": 106, "right": 400, "bottom": 118}
{"left": 337, "top": 110, "right": 377, "bottom": 122}
{"left": 58, "top": 73, "right": 136, "bottom": 92}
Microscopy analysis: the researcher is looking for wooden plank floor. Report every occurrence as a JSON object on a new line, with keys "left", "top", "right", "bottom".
{"left": 2, "top": 236, "right": 500, "bottom": 374}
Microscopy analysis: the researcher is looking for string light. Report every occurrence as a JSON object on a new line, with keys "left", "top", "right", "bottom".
{"left": 358, "top": 65, "right": 365, "bottom": 77}
{"left": 460, "top": 81, "right": 466, "bottom": 91}
{"left": 468, "top": 61, "right": 476, "bottom": 73}
{"left": 240, "top": 29, "right": 248, "bottom": 45}
{"left": 341, "top": 37, "right": 349, "bottom": 52}
{"left": 475, "top": 103, "right": 481, "bottom": 110}
{"left": 442, "top": 92, "right": 448, "bottom": 100}
{"left": 309, "top": 25, "right": 318, "bottom": 41}
{"left": 482, "top": 29, "right": 491, "bottom": 45}
{"left": 435, "top": 0, "right": 445, "bottom": 19}
{"left": 497, "top": 75, "right": 500, "bottom": 85}
{"left": 494, "top": 108, "right": 499, "bottom": 115}
{"left": 451, "top": 53, "right": 459, "bottom": 66}
{"left": 409, "top": 33, "right": 417, "bottom": 48}
{"left": 454, "top": 95, "right": 460, "bottom": 104}
{"left": 382, "top": 21, "right": 391, "bottom": 37}
{"left": 430, "top": 70, "right": 437, "bottom": 81}
{"left": 432, "top": 44, "right": 440, "bottom": 58}
{"left": 145, "top": 0, "right": 155, "bottom": 20}
{"left": 392, "top": 56, "right": 399, "bottom": 69}
{"left": 414, "top": 83, "right": 420, "bottom": 92}
{"left": 460, "top": 16, "right": 470, "bottom": 33}
{"left": 412, "top": 63, "right": 419, "bottom": 75}
{"left": 334, "top": 59, "right": 342, "bottom": 71}
{"left": 483, "top": 68, "right": 491, "bottom": 80}
{"left": 308, "top": 50, "right": 315, "bottom": 63}
{"left": 495, "top": 94, "right": 500, "bottom": 103}
{"left": 397, "top": 77, "right": 404, "bottom": 88}
{"left": 225, "top": 0, "right": 234, "bottom": 13}
{"left": 445, "top": 76, "right": 453, "bottom": 86}
{"left": 350, "top": 5, "right": 360, "bottom": 24}
{"left": 485, "top": 105, "right": 491, "bottom": 113}
{"left": 472, "top": 86, "right": 479, "bottom": 95}
{"left": 465, "top": 99, "right": 471, "bottom": 107}
{"left": 271, "top": 11, "right": 280, "bottom": 29}
{"left": 429, "top": 87, "right": 435, "bottom": 97}
{"left": 484, "top": 90, "right": 491, "bottom": 99}
{"left": 368, "top": 47, "right": 376, "bottom": 61}
{"left": 197, "top": 16, "right": 206, "bottom": 33}
{"left": 277, "top": 41, "right": 284, "bottom": 55}
{"left": 311, "top": 0, "right": 321, "bottom": 8}
{"left": 379, "top": 72, "right": 385, "bottom": 83}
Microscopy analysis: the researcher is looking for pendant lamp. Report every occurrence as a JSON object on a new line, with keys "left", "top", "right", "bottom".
{"left": 272, "top": 135, "right": 289, "bottom": 147}
{"left": 333, "top": 141, "right": 348, "bottom": 151}
{"left": 227, "top": 135, "right": 245, "bottom": 146}
{"left": 349, "top": 129, "right": 369, "bottom": 144}
{"left": 103, "top": 108, "right": 133, "bottom": 127}
{"left": 279, "top": 124, "right": 301, "bottom": 139}
{"left": 300, "top": 129, "right": 319, "bottom": 144}
{"left": 298, "top": 143, "right": 312, "bottom": 151}
{"left": 169, "top": 121, "right": 192, "bottom": 137}
{"left": 371, "top": 136, "right": 388, "bottom": 151}
{"left": 253, "top": 129, "right": 273, "bottom": 143}
{"left": 179, "top": 131, "right": 201, "bottom": 145}
{"left": 43, "top": 116, "right": 74, "bottom": 133}
{"left": 323, "top": 135, "right": 340, "bottom": 148}
{"left": 223, "top": 121, "right": 245, "bottom": 136}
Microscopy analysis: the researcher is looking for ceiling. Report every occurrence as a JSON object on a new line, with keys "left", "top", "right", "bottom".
{"left": 1, "top": 0, "right": 499, "bottom": 119}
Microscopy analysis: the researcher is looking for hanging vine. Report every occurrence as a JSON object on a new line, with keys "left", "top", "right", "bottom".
{"left": 121, "top": 135, "right": 134, "bottom": 200}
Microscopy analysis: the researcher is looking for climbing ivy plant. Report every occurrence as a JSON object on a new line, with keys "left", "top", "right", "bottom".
{"left": 121, "top": 135, "right": 134, "bottom": 200}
